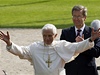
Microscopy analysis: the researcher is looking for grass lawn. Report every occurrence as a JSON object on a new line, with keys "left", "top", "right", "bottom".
{"left": 0, "top": 0, "right": 100, "bottom": 28}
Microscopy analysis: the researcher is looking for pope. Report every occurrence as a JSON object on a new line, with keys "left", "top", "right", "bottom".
{"left": 0, "top": 24, "right": 100, "bottom": 75}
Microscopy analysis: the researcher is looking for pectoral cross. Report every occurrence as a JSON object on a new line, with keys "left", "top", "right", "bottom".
{"left": 46, "top": 55, "right": 52, "bottom": 68}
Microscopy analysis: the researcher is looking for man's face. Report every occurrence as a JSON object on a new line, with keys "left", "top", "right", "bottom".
{"left": 42, "top": 29, "right": 57, "bottom": 45}
{"left": 72, "top": 10, "right": 86, "bottom": 29}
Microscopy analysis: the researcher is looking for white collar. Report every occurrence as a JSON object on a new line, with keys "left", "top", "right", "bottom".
{"left": 75, "top": 24, "right": 85, "bottom": 36}
{"left": 75, "top": 24, "right": 85, "bottom": 33}
{"left": 39, "top": 41, "right": 57, "bottom": 47}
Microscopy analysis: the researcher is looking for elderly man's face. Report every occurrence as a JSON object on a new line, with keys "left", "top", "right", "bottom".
{"left": 42, "top": 29, "right": 57, "bottom": 45}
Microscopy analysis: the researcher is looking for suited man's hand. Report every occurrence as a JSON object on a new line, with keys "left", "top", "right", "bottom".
{"left": 75, "top": 34, "right": 84, "bottom": 42}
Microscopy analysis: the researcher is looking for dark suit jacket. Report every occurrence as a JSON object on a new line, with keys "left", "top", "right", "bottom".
{"left": 60, "top": 26, "right": 100, "bottom": 75}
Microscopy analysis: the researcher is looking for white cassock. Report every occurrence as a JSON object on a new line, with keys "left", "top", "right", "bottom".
{"left": 6, "top": 38, "right": 94, "bottom": 75}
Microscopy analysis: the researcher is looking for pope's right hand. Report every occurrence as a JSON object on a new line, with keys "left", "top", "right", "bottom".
{"left": 0, "top": 31, "right": 12, "bottom": 46}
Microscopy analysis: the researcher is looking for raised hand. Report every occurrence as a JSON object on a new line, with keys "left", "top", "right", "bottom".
{"left": 0, "top": 31, "right": 11, "bottom": 46}
{"left": 90, "top": 28, "right": 100, "bottom": 41}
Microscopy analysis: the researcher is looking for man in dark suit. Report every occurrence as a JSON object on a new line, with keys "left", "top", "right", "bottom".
{"left": 60, "top": 5, "right": 100, "bottom": 75}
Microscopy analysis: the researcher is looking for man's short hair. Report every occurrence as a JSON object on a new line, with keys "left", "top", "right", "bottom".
{"left": 91, "top": 19, "right": 100, "bottom": 31}
{"left": 72, "top": 5, "right": 87, "bottom": 16}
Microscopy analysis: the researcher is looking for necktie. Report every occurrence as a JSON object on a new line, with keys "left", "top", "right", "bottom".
{"left": 77, "top": 30, "right": 81, "bottom": 36}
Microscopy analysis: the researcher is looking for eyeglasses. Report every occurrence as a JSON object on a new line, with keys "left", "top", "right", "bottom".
{"left": 72, "top": 15, "right": 84, "bottom": 19}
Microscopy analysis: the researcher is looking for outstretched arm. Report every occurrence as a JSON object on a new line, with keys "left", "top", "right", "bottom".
{"left": 0, "top": 31, "right": 12, "bottom": 46}
{"left": 0, "top": 31, "right": 32, "bottom": 61}
{"left": 74, "top": 28, "right": 100, "bottom": 53}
